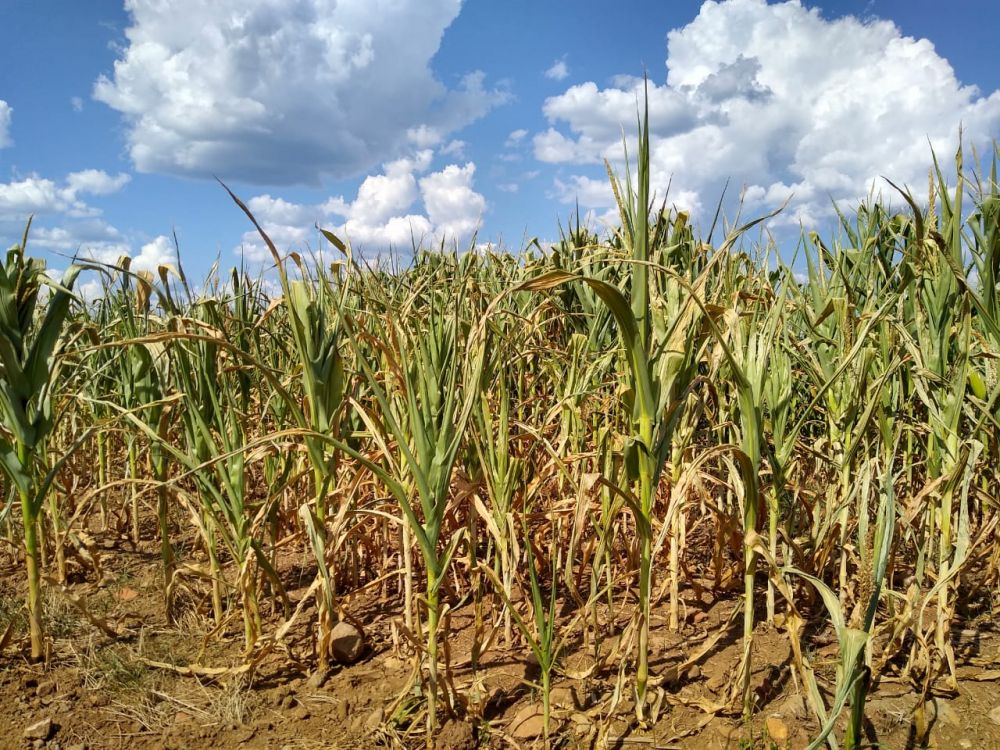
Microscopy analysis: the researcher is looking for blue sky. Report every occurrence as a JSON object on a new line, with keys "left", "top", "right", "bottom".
{"left": 1, "top": 0, "right": 998, "bottom": 280}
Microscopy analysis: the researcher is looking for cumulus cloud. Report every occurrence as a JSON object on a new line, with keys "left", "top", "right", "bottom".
{"left": 65, "top": 170, "right": 132, "bottom": 196}
{"left": 94, "top": 0, "right": 510, "bottom": 185}
{"left": 130, "top": 235, "right": 178, "bottom": 273}
{"left": 0, "top": 100, "right": 11, "bottom": 148}
{"left": 237, "top": 152, "right": 487, "bottom": 262}
{"left": 534, "top": 0, "right": 1000, "bottom": 227}
{"left": 0, "top": 168, "right": 138, "bottom": 290}
{"left": 545, "top": 58, "right": 570, "bottom": 81}
{"left": 0, "top": 170, "right": 131, "bottom": 220}
{"left": 420, "top": 162, "right": 486, "bottom": 239}
{"left": 42, "top": 235, "right": 177, "bottom": 303}
{"left": 551, "top": 175, "right": 614, "bottom": 209}
{"left": 19, "top": 217, "right": 174, "bottom": 280}
{"left": 30, "top": 219, "right": 126, "bottom": 251}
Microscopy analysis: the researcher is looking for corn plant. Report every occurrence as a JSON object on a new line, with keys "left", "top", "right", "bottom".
{"left": 520, "top": 91, "right": 771, "bottom": 718}
{"left": 482, "top": 517, "right": 568, "bottom": 746}
{"left": 345, "top": 265, "right": 486, "bottom": 744}
{"left": 0, "top": 222, "right": 81, "bottom": 660}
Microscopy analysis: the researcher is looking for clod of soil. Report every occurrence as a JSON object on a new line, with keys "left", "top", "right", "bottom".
{"left": 437, "top": 719, "right": 476, "bottom": 750}
{"left": 508, "top": 703, "right": 546, "bottom": 739}
{"left": 765, "top": 715, "right": 789, "bottom": 743}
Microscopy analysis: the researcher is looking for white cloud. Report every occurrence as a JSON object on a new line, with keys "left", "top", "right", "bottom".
{"left": 42, "top": 235, "right": 177, "bottom": 304}
{"left": 93, "top": 0, "right": 510, "bottom": 185}
{"left": 420, "top": 162, "right": 485, "bottom": 240}
{"left": 30, "top": 219, "right": 126, "bottom": 251}
{"left": 0, "top": 100, "right": 11, "bottom": 148}
{"left": 131, "top": 235, "right": 178, "bottom": 272}
{"left": 407, "top": 125, "right": 443, "bottom": 149}
{"left": 77, "top": 243, "right": 135, "bottom": 266}
{"left": 505, "top": 128, "right": 528, "bottom": 147}
{"left": 0, "top": 170, "right": 131, "bottom": 220}
{"left": 545, "top": 58, "right": 570, "bottom": 81}
{"left": 0, "top": 168, "right": 135, "bottom": 286}
{"left": 533, "top": 128, "right": 603, "bottom": 164}
{"left": 237, "top": 154, "right": 487, "bottom": 261}
{"left": 551, "top": 175, "right": 614, "bottom": 209}
{"left": 30, "top": 223, "right": 173, "bottom": 272}
{"left": 439, "top": 139, "right": 466, "bottom": 158}
{"left": 0, "top": 99, "right": 14, "bottom": 148}
{"left": 534, "top": 0, "right": 1000, "bottom": 226}
{"left": 65, "top": 170, "right": 131, "bottom": 196}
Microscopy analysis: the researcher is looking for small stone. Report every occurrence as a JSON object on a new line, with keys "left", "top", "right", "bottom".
{"left": 509, "top": 704, "right": 546, "bottom": 739}
{"left": 330, "top": 621, "right": 365, "bottom": 664}
{"left": 290, "top": 705, "right": 311, "bottom": 721}
{"left": 989, "top": 704, "right": 1000, "bottom": 725}
{"left": 780, "top": 693, "right": 808, "bottom": 720}
{"left": 364, "top": 707, "right": 384, "bottom": 734}
{"left": 306, "top": 669, "right": 328, "bottom": 689}
{"left": 118, "top": 587, "right": 140, "bottom": 602}
{"left": 24, "top": 718, "right": 54, "bottom": 741}
{"left": 766, "top": 715, "right": 789, "bottom": 743}
{"left": 36, "top": 680, "right": 57, "bottom": 697}
{"left": 686, "top": 664, "right": 702, "bottom": 680}
{"left": 705, "top": 672, "right": 727, "bottom": 692}
{"left": 692, "top": 611, "right": 708, "bottom": 624}
{"left": 959, "top": 741, "right": 973, "bottom": 749}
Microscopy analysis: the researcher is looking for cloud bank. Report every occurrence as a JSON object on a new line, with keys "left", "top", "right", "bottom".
{"left": 536, "top": 0, "right": 1000, "bottom": 226}
{"left": 94, "top": 0, "right": 510, "bottom": 185}
{"left": 237, "top": 149, "right": 487, "bottom": 262}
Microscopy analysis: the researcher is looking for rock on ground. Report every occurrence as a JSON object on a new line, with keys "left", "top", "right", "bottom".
{"left": 24, "top": 717, "right": 54, "bottom": 741}
{"left": 331, "top": 621, "right": 365, "bottom": 664}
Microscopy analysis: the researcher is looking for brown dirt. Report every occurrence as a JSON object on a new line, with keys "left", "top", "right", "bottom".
{"left": 1, "top": 532, "right": 998, "bottom": 750}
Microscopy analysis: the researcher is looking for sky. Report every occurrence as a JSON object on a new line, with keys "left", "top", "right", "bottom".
{"left": 1, "top": 0, "right": 998, "bottom": 280}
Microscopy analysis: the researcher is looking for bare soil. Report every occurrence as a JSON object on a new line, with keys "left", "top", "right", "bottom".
{"left": 1, "top": 529, "right": 998, "bottom": 750}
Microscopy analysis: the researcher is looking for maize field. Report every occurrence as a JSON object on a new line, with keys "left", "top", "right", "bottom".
{"left": 0, "top": 109, "right": 999, "bottom": 750}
